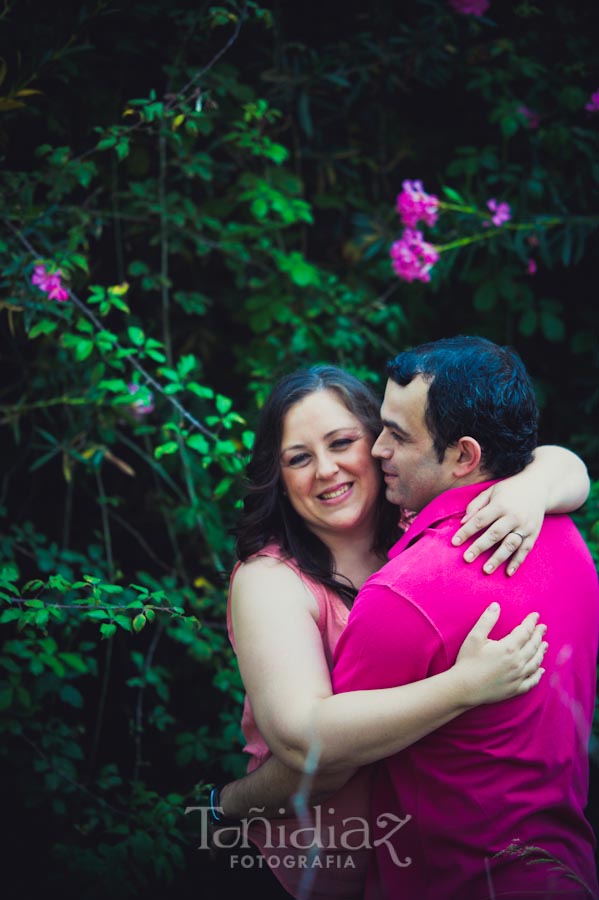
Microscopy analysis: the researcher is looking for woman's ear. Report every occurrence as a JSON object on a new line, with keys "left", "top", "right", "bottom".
{"left": 452, "top": 436, "right": 482, "bottom": 478}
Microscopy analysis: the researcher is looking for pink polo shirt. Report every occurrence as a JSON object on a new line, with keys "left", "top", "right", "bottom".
{"left": 333, "top": 481, "right": 599, "bottom": 900}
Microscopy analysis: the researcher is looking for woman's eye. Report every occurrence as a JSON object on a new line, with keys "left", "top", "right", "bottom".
{"left": 288, "top": 453, "right": 310, "bottom": 467}
{"left": 331, "top": 438, "right": 353, "bottom": 449}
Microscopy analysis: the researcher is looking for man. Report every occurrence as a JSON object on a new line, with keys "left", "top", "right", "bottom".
{"left": 332, "top": 336, "right": 599, "bottom": 899}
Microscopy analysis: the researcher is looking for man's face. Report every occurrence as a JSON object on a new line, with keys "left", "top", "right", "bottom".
{"left": 372, "top": 376, "right": 458, "bottom": 512}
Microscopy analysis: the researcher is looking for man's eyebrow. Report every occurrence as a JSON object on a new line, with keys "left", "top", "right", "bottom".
{"left": 381, "top": 418, "right": 410, "bottom": 437}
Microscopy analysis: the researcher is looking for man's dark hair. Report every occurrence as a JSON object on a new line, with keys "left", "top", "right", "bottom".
{"left": 386, "top": 335, "right": 539, "bottom": 478}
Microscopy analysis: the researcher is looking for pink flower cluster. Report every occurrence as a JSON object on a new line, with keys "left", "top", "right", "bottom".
{"left": 396, "top": 180, "right": 439, "bottom": 229}
{"left": 449, "top": 0, "right": 489, "bottom": 17}
{"left": 585, "top": 89, "right": 599, "bottom": 113}
{"left": 127, "top": 383, "right": 154, "bottom": 418}
{"left": 31, "top": 264, "right": 69, "bottom": 302}
{"left": 486, "top": 199, "right": 511, "bottom": 227}
{"left": 390, "top": 229, "right": 440, "bottom": 283}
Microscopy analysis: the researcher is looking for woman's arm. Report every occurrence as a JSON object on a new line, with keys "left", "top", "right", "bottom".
{"left": 452, "top": 445, "right": 590, "bottom": 575}
{"left": 218, "top": 755, "right": 351, "bottom": 821}
{"left": 231, "top": 558, "right": 546, "bottom": 777}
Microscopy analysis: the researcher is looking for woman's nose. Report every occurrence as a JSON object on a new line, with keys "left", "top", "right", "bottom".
{"left": 315, "top": 452, "right": 339, "bottom": 478}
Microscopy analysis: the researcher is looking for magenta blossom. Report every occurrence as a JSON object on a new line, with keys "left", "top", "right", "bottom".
{"left": 449, "top": 0, "right": 490, "bottom": 16}
{"left": 396, "top": 180, "right": 439, "bottom": 229}
{"left": 526, "top": 259, "right": 537, "bottom": 276}
{"left": 390, "top": 229, "right": 440, "bottom": 283}
{"left": 486, "top": 199, "right": 511, "bottom": 227}
{"left": 584, "top": 90, "right": 599, "bottom": 113}
{"left": 517, "top": 105, "right": 540, "bottom": 129}
{"left": 127, "top": 383, "right": 154, "bottom": 419}
{"left": 31, "top": 264, "right": 69, "bottom": 302}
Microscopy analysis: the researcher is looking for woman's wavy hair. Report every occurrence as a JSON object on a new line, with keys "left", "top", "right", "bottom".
{"left": 234, "top": 366, "right": 400, "bottom": 605}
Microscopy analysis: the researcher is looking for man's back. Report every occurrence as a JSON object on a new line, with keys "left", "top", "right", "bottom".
{"left": 333, "top": 482, "right": 599, "bottom": 900}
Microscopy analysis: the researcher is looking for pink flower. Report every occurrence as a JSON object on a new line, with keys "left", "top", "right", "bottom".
{"left": 486, "top": 199, "right": 511, "bottom": 227}
{"left": 517, "top": 105, "right": 540, "bottom": 129}
{"left": 31, "top": 264, "right": 69, "bottom": 302}
{"left": 584, "top": 90, "right": 599, "bottom": 113}
{"left": 449, "top": 0, "right": 490, "bottom": 16}
{"left": 47, "top": 281, "right": 69, "bottom": 301}
{"left": 127, "top": 383, "right": 154, "bottom": 418}
{"left": 396, "top": 180, "right": 439, "bottom": 229}
{"left": 390, "top": 229, "right": 440, "bottom": 283}
{"left": 526, "top": 258, "right": 537, "bottom": 276}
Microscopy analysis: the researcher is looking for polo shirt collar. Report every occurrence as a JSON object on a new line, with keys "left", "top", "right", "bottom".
{"left": 389, "top": 479, "right": 500, "bottom": 559}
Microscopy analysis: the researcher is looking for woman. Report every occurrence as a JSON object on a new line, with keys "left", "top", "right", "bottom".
{"left": 213, "top": 366, "right": 589, "bottom": 899}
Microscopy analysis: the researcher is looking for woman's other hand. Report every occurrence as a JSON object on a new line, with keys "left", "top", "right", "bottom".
{"left": 455, "top": 602, "right": 547, "bottom": 704}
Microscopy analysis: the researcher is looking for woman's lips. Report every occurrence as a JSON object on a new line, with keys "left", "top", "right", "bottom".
{"left": 318, "top": 483, "right": 353, "bottom": 501}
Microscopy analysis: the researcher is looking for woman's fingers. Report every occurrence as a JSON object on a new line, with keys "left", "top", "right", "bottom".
{"left": 518, "top": 665, "right": 546, "bottom": 694}
{"left": 453, "top": 510, "right": 540, "bottom": 576}
{"left": 465, "top": 600, "right": 502, "bottom": 642}
{"left": 508, "top": 611, "right": 542, "bottom": 650}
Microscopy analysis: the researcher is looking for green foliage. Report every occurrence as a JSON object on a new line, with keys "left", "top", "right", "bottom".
{"left": 1, "top": 0, "right": 598, "bottom": 895}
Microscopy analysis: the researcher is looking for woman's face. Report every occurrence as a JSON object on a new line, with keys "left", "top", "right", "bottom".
{"left": 279, "top": 389, "right": 381, "bottom": 544}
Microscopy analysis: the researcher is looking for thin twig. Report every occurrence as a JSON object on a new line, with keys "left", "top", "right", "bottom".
{"left": 133, "top": 619, "right": 165, "bottom": 782}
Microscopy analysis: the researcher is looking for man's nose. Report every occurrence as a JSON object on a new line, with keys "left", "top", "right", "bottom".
{"left": 371, "top": 433, "right": 392, "bottom": 459}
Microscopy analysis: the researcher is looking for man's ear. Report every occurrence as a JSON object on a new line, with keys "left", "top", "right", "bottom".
{"left": 452, "top": 436, "right": 482, "bottom": 478}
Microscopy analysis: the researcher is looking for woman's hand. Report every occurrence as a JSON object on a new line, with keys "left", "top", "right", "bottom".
{"left": 452, "top": 446, "right": 590, "bottom": 576}
{"left": 452, "top": 479, "right": 546, "bottom": 576}
{"left": 455, "top": 602, "right": 547, "bottom": 705}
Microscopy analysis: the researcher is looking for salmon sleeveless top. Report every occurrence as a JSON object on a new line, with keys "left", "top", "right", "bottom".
{"left": 227, "top": 544, "right": 372, "bottom": 899}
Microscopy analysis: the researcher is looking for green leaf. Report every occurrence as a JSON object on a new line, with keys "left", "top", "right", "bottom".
{"left": 154, "top": 441, "right": 179, "bottom": 459}
{"left": 215, "top": 394, "right": 233, "bottom": 415}
{"left": 0, "top": 609, "right": 22, "bottom": 624}
{"left": 518, "top": 308, "right": 538, "bottom": 337}
{"left": 187, "top": 382, "right": 214, "bottom": 399}
{"left": 214, "top": 477, "right": 233, "bottom": 499}
{"left": 100, "top": 623, "right": 117, "bottom": 639}
{"left": 128, "top": 326, "right": 145, "bottom": 346}
{"left": 29, "top": 320, "right": 58, "bottom": 339}
{"left": 60, "top": 652, "right": 88, "bottom": 673}
{"left": 75, "top": 338, "right": 94, "bottom": 361}
{"left": 132, "top": 613, "right": 147, "bottom": 633}
{"left": 60, "top": 684, "right": 84, "bottom": 708}
{"left": 186, "top": 434, "right": 210, "bottom": 455}
{"left": 540, "top": 310, "right": 565, "bottom": 342}
{"left": 441, "top": 186, "right": 465, "bottom": 204}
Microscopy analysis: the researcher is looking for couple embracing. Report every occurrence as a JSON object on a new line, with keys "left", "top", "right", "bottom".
{"left": 212, "top": 336, "right": 598, "bottom": 900}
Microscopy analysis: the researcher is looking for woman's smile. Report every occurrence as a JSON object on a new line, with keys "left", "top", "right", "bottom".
{"left": 317, "top": 482, "right": 354, "bottom": 502}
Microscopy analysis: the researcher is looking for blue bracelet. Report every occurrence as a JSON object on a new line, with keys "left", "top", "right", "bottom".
{"left": 209, "top": 785, "right": 239, "bottom": 827}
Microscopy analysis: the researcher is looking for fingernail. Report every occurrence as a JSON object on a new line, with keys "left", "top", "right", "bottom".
{"left": 507, "top": 566, "right": 515, "bottom": 576}
{"left": 484, "top": 562, "right": 493, "bottom": 573}
{"left": 453, "top": 536, "right": 461, "bottom": 546}
{"left": 465, "top": 551, "right": 474, "bottom": 562}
